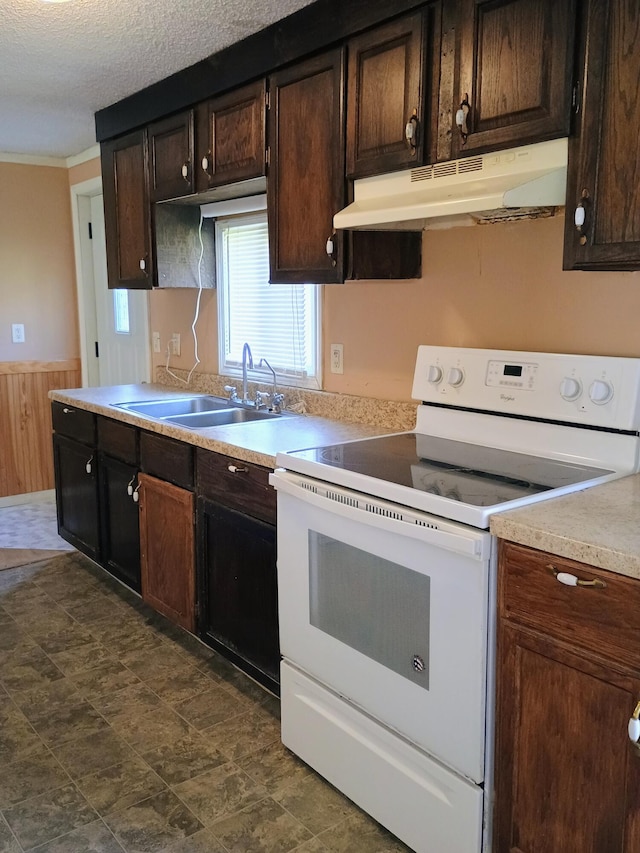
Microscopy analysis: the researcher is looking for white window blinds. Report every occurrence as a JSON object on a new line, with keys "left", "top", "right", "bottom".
{"left": 216, "top": 212, "right": 319, "bottom": 384}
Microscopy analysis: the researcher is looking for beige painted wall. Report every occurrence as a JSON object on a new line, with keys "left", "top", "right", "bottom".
{"left": 68, "top": 156, "right": 101, "bottom": 187}
{"left": 149, "top": 212, "right": 640, "bottom": 401}
{"left": 0, "top": 162, "right": 79, "bottom": 361}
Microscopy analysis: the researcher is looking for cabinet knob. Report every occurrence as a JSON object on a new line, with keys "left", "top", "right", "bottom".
{"left": 326, "top": 232, "right": 337, "bottom": 267}
{"left": 228, "top": 464, "right": 248, "bottom": 473}
{"left": 127, "top": 475, "right": 136, "bottom": 496}
{"left": 85, "top": 455, "right": 93, "bottom": 475}
{"left": 139, "top": 258, "right": 147, "bottom": 272}
{"left": 574, "top": 189, "right": 590, "bottom": 246}
{"left": 628, "top": 701, "right": 640, "bottom": 751}
{"left": 181, "top": 162, "right": 190, "bottom": 181}
{"left": 62, "top": 407, "right": 74, "bottom": 414}
{"left": 201, "top": 154, "right": 212, "bottom": 176}
{"left": 405, "top": 109, "right": 419, "bottom": 154}
{"left": 455, "top": 94, "right": 471, "bottom": 143}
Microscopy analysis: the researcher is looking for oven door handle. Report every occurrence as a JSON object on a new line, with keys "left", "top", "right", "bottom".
{"left": 270, "top": 470, "right": 489, "bottom": 560}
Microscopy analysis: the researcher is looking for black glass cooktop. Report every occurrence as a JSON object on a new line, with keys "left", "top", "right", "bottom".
{"left": 287, "top": 433, "right": 612, "bottom": 507}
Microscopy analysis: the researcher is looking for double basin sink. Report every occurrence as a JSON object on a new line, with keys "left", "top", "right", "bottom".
{"left": 115, "top": 395, "right": 291, "bottom": 429}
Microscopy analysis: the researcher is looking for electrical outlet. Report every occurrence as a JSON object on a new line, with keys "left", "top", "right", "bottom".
{"left": 11, "top": 323, "right": 25, "bottom": 344}
{"left": 330, "top": 343, "right": 344, "bottom": 374}
{"left": 170, "top": 333, "right": 181, "bottom": 356}
{"left": 152, "top": 332, "right": 161, "bottom": 353}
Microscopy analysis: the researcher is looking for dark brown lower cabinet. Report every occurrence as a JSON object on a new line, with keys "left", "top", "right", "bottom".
{"left": 98, "top": 454, "right": 140, "bottom": 592}
{"left": 53, "top": 434, "right": 100, "bottom": 561}
{"left": 138, "top": 472, "right": 195, "bottom": 632}
{"left": 493, "top": 541, "right": 640, "bottom": 852}
{"left": 198, "top": 497, "right": 279, "bottom": 694}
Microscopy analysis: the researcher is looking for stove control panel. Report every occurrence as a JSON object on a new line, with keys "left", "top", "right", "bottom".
{"left": 412, "top": 346, "right": 640, "bottom": 431}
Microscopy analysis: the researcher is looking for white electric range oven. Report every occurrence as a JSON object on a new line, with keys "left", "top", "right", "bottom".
{"left": 270, "top": 347, "right": 640, "bottom": 853}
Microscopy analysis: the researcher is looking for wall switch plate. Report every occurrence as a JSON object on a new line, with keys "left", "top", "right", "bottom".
{"left": 11, "top": 323, "right": 25, "bottom": 343}
{"left": 330, "top": 343, "right": 344, "bottom": 374}
{"left": 171, "top": 333, "right": 181, "bottom": 356}
{"left": 152, "top": 331, "right": 161, "bottom": 353}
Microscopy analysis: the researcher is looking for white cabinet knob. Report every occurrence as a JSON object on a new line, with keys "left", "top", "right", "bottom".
{"left": 326, "top": 238, "right": 334, "bottom": 256}
{"left": 181, "top": 163, "right": 189, "bottom": 179}
{"left": 427, "top": 365, "right": 443, "bottom": 384}
{"left": 448, "top": 367, "right": 465, "bottom": 387}
{"left": 559, "top": 377, "right": 582, "bottom": 401}
{"left": 201, "top": 156, "right": 209, "bottom": 172}
{"left": 139, "top": 259, "right": 146, "bottom": 271}
{"left": 629, "top": 717, "right": 640, "bottom": 744}
{"left": 589, "top": 379, "right": 613, "bottom": 405}
{"left": 574, "top": 205, "right": 586, "bottom": 228}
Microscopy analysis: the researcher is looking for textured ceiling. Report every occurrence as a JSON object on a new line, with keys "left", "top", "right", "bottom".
{"left": 2, "top": 0, "right": 316, "bottom": 159}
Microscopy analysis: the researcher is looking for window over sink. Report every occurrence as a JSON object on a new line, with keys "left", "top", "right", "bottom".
{"left": 216, "top": 211, "right": 320, "bottom": 387}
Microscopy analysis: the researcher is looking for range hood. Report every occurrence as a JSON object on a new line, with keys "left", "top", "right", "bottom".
{"left": 334, "top": 138, "right": 568, "bottom": 231}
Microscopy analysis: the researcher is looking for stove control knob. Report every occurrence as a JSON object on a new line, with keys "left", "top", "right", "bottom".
{"left": 560, "top": 377, "right": 582, "bottom": 401}
{"left": 447, "top": 367, "right": 465, "bottom": 387}
{"left": 589, "top": 379, "right": 614, "bottom": 405}
{"left": 427, "top": 365, "right": 443, "bottom": 384}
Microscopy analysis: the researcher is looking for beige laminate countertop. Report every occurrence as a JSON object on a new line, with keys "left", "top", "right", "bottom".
{"left": 490, "top": 474, "right": 640, "bottom": 581}
{"left": 49, "top": 384, "right": 396, "bottom": 468}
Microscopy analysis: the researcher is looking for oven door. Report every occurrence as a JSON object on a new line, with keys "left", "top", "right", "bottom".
{"left": 271, "top": 469, "right": 494, "bottom": 784}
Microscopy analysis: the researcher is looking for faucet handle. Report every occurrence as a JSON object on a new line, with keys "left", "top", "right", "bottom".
{"left": 255, "top": 391, "right": 270, "bottom": 409}
{"left": 272, "top": 393, "right": 285, "bottom": 413}
{"left": 224, "top": 385, "right": 239, "bottom": 403}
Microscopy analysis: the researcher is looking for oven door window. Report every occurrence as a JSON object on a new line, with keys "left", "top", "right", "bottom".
{"left": 309, "top": 531, "right": 430, "bottom": 689}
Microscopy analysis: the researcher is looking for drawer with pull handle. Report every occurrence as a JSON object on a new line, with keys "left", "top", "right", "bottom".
{"left": 51, "top": 402, "right": 96, "bottom": 445}
{"left": 499, "top": 540, "right": 640, "bottom": 666}
{"left": 196, "top": 448, "right": 275, "bottom": 524}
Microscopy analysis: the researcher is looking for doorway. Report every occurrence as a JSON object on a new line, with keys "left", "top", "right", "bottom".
{"left": 71, "top": 177, "right": 151, "bottom": 387}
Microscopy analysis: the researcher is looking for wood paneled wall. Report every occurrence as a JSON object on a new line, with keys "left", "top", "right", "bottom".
{"left": 0, "top": 360, "right": 81, "bottom": 498}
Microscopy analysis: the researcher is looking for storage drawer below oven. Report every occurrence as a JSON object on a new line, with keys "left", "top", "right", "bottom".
{"left": 281, "top": 662, "right": 484, "bottom": 853}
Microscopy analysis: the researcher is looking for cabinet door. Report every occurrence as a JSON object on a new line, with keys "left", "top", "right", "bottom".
{"left": 101, "top": 130, "right": 153, "bottom": 289}
{"left": 138, "top": 473, "right": 195, "bottom": 631}
{"left": 452, "top": 0, "right": 575, "bottom": 157}
{"left": 53, "top": 434, "right": 100, "bottom": 561}
{"left": 148, "top": 110, "right": 195, "bottom": 202}
{"left": 563, "top": 0, "right": 640, "bottom": 270}
{"left": 346, "top": 12, "right": 425, "bottom": 178}
{"left": 267, "top": 48, "right": 346, "bottom": 284}
{"left": 197, "top": 80, "right": 266, "bottom": 191}
{"left": 494, "top": 622, "right": 640, "bottom": 853}
{"left": 198, "top": 498, "right": 279, "bottom": 693}
{"left": 98, "top": 455, "right": 140, "bottom": 592}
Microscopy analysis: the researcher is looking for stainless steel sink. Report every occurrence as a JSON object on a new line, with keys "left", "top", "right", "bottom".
{"left": 115, "top": 396, "right": 230, "bottom": 418}
{"left": 165, "top": 408, "right": 284, "bottom": 428}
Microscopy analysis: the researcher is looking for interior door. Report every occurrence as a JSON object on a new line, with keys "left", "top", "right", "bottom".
{"left": 91, "top": 195, "right": 151, "bottom": 385}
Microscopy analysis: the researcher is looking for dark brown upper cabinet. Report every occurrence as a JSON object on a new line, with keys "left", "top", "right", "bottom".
{"left": 267, "top": 48, "right": 347, "bottom": 285}
{"left": 564, "top": 0, "right": 640, "bottom": 271}
{"left": 450, "top": 0, "right": 576, "bottom": 158}
{"left": 148, "top": 110, "right": 195, "bottom": 202}
{"left": 101, "top": 129, "right": 153, "bottom": 290}
{"left": 196, "top": 79, "right": 266, "bottom": 192}
{"left": 346, "top": 11, "right": 426, "bottom": 179}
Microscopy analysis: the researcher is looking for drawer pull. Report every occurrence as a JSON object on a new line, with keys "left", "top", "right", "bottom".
{"left": 628, "top": 701, "right": 640, "bottom": 752}
{"left": 548, "top": 564, "right": 606, "bottom": 589}
{"left": 62, "top": 407, "right": 74, "bottom": 414}
{"left": 227, "top": 464, "right": 248, "bottom": 474}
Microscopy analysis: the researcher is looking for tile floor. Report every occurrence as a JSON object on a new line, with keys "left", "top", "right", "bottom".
{"left": 0, "top": 498, "right": 74, "bottom": 552}
{"left": 0, "top": 550, "right": 412, "bottom": 853}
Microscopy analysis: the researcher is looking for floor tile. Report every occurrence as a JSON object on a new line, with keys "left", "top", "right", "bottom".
{"left": 0, "top": 814, "right": 21, "bottom": 853}
{"left": 0, "top": 702, "right": 44, "bottom": 765}
{"left": 112, "top": 705, "right": 193, "bottom": 753}
{"left": 2, "top": 781, "right": 97, "bottom": 851}
{"left": 160, "top": 828, "right": 225, "bottom": 853}
{"left": 90, "top": 682, "right": 163, "bottom": 726}
{"left": 119, "top": 646, "right": 191, "bottom": 682}
{"left": 11, "top": 678, "right": 83, "bottom": 722}
{"left": 51, "top": 728, "right": 136, "bottom": 780}
{"left": 49, "top": 642, "right": 116, "bottom": 677}
{"left": 219, "top": 670, "right": 275, "bottom": 707}
{"left": 210, "top": 797, "right": 312, "bottom": 853}
{"left": 76, "top": 756, "right": 166, "bottom": 817}
{"left": 236, "top": 742, "right": 311, "bottom": 796}
{"left": 140, "top": 731, "right": 228, "bottom": 785}
{"left": 316, "top": 812, "right": 413, "bottom": 852}
{"left": 28, "top": 819, "right": 125, "bottom": 852}
{"left": 205, "top": 709, "right": 281, "bottom": 761}
{"left": 0, "top": 645, "right": 64, "bottom": 691}
{"left": 292, "top": 839, "right": 329, "bottom": 852}
{"left": 274, "top": 774, "right": 358, "bottom": 835}
{"left": 173, "top": 763, "right": 269, "bottom": 825}
{"left": 68, "top": 659, "right": 141, "bottom": 700}
{"left": 143, "top": 666, "right": 213, "bottom": 706}
{"left": 104, "top": 789, "right": 203, "bottom": 853}
{"left": 0, "top": 622, "right": 31, "bottom": 653}
{"left": 173, "top": 685, "right": 249, "bottom": 731}
{"left": 34, "top": 624, "right": 96, "bottom": 656}
{"left": 0, "top": 747, "right": 70, "bottom": 809}
{"left": 30, "top": 701, "right": 110, "bottom": 747}
{"left": 62, "top": 595, "right": 128, "bottom": 626}
{"left": 86, "top": 620, "right": 162, "bottom": 658}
